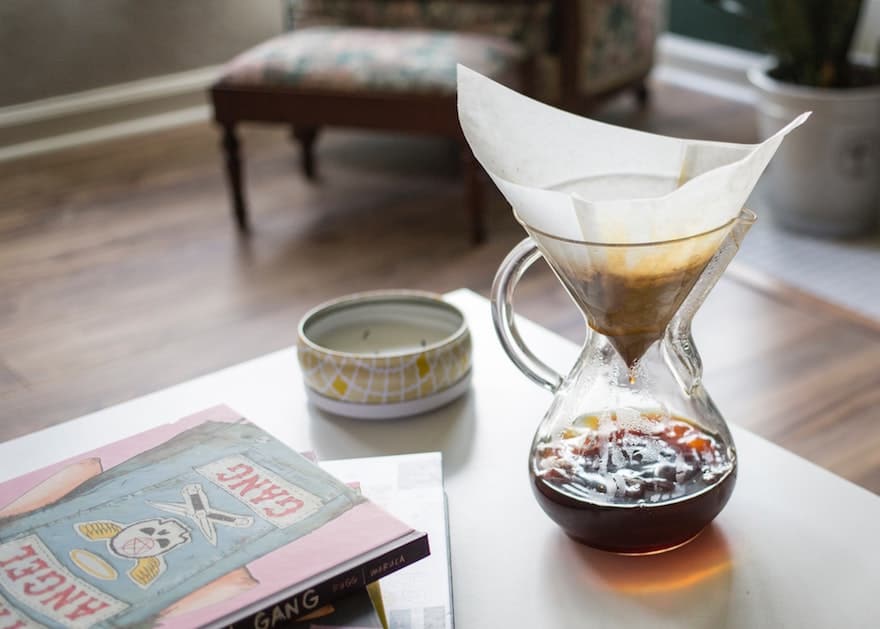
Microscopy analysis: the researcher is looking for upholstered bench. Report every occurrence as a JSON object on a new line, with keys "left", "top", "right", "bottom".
{"left": 210, "top": 0, "right": 547, "bottom": 243}
{"left": 209, "top": 0, "right": 661, "bottom": 243}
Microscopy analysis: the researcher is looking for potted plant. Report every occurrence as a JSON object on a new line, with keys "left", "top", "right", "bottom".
{"left": 710, "top": 0, "right": 880, "bottom": 236}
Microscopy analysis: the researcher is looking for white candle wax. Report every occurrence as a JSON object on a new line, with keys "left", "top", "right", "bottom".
{"left": 314, "top": 319, "right": 450, "bottom": 355}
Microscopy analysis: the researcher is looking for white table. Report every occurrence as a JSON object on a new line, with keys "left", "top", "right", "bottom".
{"left": 2, "top": 290, "right": 878, "bottom": 628}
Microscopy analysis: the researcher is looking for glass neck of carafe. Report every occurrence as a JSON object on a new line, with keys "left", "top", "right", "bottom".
{"left": 526, "top": 210, "right": 756, "bottom": 394}
{"left": 663, "top": 210, "right": 756, "bottom": 395}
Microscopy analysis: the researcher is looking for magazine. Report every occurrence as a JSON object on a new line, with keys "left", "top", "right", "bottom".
{"left": 0, "top": 406, "right": 428, "bottom": 628}
{"left": 323, "top": 453, "right": 453, "bottom": 629}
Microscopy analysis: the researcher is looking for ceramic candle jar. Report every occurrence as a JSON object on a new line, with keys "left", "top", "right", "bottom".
{"left": 297, "top": 291, "right": 472, "bottom": 419}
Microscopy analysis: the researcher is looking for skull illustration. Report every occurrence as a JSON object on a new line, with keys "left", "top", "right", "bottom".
{"left": 109, "top": 518, "right": 190, "bottom": 559}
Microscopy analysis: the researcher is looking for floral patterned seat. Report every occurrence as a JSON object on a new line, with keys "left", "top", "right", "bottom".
{"left": 221, "top": 26, "right": 525, "bottom": 94}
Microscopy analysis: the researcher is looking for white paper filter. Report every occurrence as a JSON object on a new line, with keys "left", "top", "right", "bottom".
{"left": 457, "top": 65, "right": 809, "bottom": 248}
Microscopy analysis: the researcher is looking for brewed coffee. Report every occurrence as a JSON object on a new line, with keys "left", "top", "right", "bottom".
{"left": 571, "top": 260, "right": 709, "bottom": 367}
{"left": 530, "top": 412, "right": 735, "bottom": 553}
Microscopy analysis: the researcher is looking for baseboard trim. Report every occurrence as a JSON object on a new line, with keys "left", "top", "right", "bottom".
{"left": 0, "top": 66, "right": 219, "bottom": 162}
{"left": 0, "top": 66, "right": 219, "bottom": 128}
{"left": 655, "top": 33, "right": 764, "bottom": 104}
{"left": 0, "top": 106, "right": 211, "bottom": 162}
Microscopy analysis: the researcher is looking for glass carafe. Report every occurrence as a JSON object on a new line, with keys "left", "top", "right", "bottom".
{"left": 491, "top": 209, "right": 755, "bottom": 554}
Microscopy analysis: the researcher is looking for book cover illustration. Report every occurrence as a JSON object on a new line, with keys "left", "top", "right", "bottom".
{"left": 0, "top": 406, "right": 417, "bottom": 629}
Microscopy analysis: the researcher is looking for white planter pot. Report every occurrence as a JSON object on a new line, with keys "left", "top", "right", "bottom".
{"left": 748, "top": 64, "right": 880, "bottom": 237}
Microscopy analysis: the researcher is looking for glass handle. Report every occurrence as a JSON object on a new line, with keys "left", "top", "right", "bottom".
{"left": 490, "top": 238, "right": 564, "bottom": 393}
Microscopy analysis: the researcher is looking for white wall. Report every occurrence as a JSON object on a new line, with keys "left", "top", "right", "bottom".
{"left": 0, "top": 0, "right": 281, "bottom": 107}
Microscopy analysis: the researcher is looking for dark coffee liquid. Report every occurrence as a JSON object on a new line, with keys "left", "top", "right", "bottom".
{"left": 568, "top": 260, "right": 709, "bottom": 367}
{"left": 530, "top": 412, "right": 735, "bottom": 553}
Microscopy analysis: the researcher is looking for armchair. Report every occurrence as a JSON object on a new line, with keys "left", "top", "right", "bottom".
{"left": 209, "top": 0, "right": 662, "bottom": 243}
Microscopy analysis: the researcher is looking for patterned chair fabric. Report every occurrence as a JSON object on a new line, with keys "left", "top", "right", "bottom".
{"left": 578, "top": 0, "right": 663, "bottom": 94}
{"left": 285, "top": 0, "right": 552, "bottom": 55}
{"left": 530, "top": 0, "right": 664, "bottom": 104}
{"left": 220, "top": 26, "right": 525, "bottom": 93}
{"left": 222, "top": 0, "right": 662, "bottom": 101}
{"left": 219, "top": 1, "right": 552, "bottom": 93}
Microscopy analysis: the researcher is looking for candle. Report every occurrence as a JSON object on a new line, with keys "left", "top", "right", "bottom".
{"left": 297, "top": 291, "right": 472, "bottom": 417}
{"left": 313, "top": 319, "right": 451, "bottom": 355}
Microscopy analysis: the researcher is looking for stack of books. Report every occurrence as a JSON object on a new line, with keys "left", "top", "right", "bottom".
{"left": 0, "top": 405, "right": 451, "bottom": 628}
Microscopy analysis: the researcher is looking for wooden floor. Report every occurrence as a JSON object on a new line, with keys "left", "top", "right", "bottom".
{"left": 2, "top": 81, "right": 879, "bottom": 493}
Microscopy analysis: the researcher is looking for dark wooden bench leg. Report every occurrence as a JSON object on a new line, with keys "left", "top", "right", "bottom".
{"left": 635, "top": 81, "right": 650, "bottom": 109}
{"left": 292, "top": 126, "right": 320, "bottom": 180}
{"left": 221, "top": 123, "right": 249, "bottom": 232}
{"left": 462, "top": 146, "right": 486, "bottom": 245}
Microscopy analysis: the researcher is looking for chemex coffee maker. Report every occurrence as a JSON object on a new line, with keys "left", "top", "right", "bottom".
{"left": 458, "top": 66, "right": 808, "bottom": 554}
